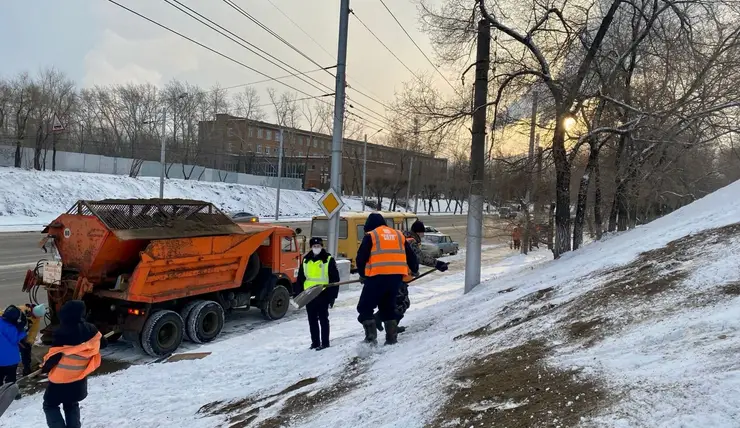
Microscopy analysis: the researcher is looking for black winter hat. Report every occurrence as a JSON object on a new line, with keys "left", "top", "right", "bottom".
{"left": 364, "top": 212, "right": 386, "bottom": 232}
{"left": 411, "top": 220, "right": 425, "bottom": 233}
{"left": 309, "top": 237, "right": 324, "bottom": 247}
{"left": 2, "top": 305, "right": 21, "bottom": 323}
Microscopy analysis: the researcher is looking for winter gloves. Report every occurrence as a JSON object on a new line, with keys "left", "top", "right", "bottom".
{"left": 435, "top": 261, "right": 449, "bottom": 272}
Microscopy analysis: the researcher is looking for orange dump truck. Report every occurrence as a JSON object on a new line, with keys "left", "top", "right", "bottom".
{"left": 22, "top": 199, "right": 302, "bottom": 357}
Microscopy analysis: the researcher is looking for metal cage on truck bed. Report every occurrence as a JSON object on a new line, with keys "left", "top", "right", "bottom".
{"left": 64, "top": 199, "right": 244, "bottom": 240}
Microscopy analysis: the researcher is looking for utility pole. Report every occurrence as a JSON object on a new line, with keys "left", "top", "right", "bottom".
{"left": 328, "top": 0, "right": 350, "bottom": 257}
{"left": 275, "top": 128, "right": 284, "bottom": 221}
{"left": 413, "top": 117, "right": 420, "bottom": 214}
{"left": 405, "top": 156, "right": 414, "bottom": 211}
{"left": 464, "top": 18, "right": 490, "bottom": 294}
{"left": 362, "top": 133, "right": 367, "bottom": 211}
{"left": 159, "top": 107, "right": 167, "bottom": 199}
{"left": 522, "top": 90, "right": 538, "bottom": 255}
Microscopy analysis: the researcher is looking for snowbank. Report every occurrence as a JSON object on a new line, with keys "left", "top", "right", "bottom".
{"left": 5, "top": 173, "right": 740, "bottom": 426}
{"left": 0, "top": 167, "right": 465, "bottom": 231}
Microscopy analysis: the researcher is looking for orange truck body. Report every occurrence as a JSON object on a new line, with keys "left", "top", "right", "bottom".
{"left": 25, "top": 199, "right": 301, "bottom": 356}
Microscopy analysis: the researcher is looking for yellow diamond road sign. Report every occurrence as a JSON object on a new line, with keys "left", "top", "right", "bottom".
{"left": 319, "top": 188, "right": 344, "bottom": 218}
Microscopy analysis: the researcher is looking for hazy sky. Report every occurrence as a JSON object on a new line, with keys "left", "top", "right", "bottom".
{"left": 1, "top": 0, "right": 458, "bottom": 130}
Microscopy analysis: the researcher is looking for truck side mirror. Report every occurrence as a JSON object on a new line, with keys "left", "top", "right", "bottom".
{"left": 295, "top": 227, "right": 303, "bottom": 235}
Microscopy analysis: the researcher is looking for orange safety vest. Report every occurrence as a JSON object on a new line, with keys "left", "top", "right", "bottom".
{"left": 43, "top": 331, "right": 102, "bottom": 384}
{"left": 365, "top": 226, "right": 409, "bottom": 277}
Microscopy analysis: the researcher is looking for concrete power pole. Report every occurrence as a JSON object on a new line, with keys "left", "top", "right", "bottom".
{"left": 464, "top": 18, "right": 490, "bottom": 294}
{"left": 405, "top": 156, "right": 414, "bottom": 212}
{"left": 522, "top": 90, "right": 538, "bottom": 255}
{"left": 275, "top": 128, "right": 284, "bottom": 221}
{"left": 328, "top": 0, "right": 350, "bottom": 257}
{"left": 159, "top": 107, "right": 167, "bottom": 199}
{"left": 413, "top": 117, "right": 420, "bottom": 214}
{"left": 362, "top": 133, "right": 367, "bottom": 212}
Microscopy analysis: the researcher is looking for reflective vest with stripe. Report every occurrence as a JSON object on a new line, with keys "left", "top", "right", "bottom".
{"left": 304, "top": 256, "right": 332, "bottom": 289}
{"left": 43, "top": 331, "right": 102, "bottom": 384}
{"left": 366, "top": 226, "right": 408, "bottom": 276}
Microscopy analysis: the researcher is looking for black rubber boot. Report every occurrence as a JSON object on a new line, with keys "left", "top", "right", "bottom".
{"left": 397, "top": 325, "right": 407, "bottom": 334}
{"left": 374, "top": 312, "right": 384, "bottom": 332}
{"left": 362, "top": 320, "right": 378, "bottom": 344}
{"left": 384, "top": 320, "right": 398, "bottom": 345}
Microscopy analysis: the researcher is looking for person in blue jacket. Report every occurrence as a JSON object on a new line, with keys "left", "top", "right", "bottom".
{"left": 0, "top": 305, "right": 28, "bottom": 391}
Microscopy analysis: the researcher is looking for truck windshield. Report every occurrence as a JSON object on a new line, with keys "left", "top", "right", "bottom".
{"left": 311, "top": 219, "right": 348, "bottom": 239}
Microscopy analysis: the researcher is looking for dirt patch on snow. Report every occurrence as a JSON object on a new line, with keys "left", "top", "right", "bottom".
{"left": 721, "top": 281, "right": 740, "bottom": 296}
{"left": 199, "top": 357, "right": 366, "bottom": 428}
{"left": 430, "top": 340, "right": 607, "bottom": 428}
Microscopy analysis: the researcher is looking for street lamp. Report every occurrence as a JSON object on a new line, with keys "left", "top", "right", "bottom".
{"left": 145, "top": 93, "right": 187, "bottom": 199}
{"left": 362, "top": 128, "right": 383, "bottom": 211}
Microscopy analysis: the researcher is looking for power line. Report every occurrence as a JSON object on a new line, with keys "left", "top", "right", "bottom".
{"left": 350, "top": 9, "right": 427, "bottom": 87}
{"left": 377, "top": 0, "right": 460, "bottom": 95}
{"left": 105, "top": 0, "right": 326, "bottom": 101}
{"left": 165, "top": 0, "right": 334, "bottom": 97}
{"left": 225, "top": 0, "right": 393, "bottom": 118}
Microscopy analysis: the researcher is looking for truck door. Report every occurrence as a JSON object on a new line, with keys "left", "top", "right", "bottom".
{"left": 280, "top": 234, "right": 301, "bottom": 282}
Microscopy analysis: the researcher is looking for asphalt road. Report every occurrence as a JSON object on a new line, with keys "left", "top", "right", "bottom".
{"left": 0, "top": 214, "right": 504, "bottom": 307}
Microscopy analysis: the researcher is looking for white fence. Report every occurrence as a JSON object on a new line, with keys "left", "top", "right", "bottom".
{"left": 0, "top": 145, "right": 302, "bottom": 190}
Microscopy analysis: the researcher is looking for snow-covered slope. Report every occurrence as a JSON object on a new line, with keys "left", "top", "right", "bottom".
{"left": 4, "top": 177, "right": 740, "bottom": 427}
{"left": 0, "top": 167, "right": 468, "bottom": 231}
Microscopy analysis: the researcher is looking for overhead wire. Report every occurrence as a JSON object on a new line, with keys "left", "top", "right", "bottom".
{"left": 377, "top": 0, "right": 460, "bottom": 96}
{"left": 106, "top": 0, "right": 384, "bottom": 132}
{"left": 224, "top": 0, "right": 393, "bottom": 120}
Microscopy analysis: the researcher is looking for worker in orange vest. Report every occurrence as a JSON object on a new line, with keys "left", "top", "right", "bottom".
{"left": 41, "top": 300, "right": 108, "bottom": 428}
{"left": 355, "top": 213, "right": 419, "bottom": 345}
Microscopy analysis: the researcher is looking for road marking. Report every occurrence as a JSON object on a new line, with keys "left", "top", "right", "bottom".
{"left": 0, "top": 262, "right": 36, "bottom": 271}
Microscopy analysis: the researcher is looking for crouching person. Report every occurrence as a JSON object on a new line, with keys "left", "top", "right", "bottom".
{"left": 297, "top": 237, "right": 340, "bottom": 350}
{"left": 42, "top": 300, "right": 108, "bottom": 428}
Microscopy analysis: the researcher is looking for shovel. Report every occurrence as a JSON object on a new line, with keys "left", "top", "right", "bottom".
{"left": 293, "top": 267, "right": 444, "bottom": 309}
{"left": 0, "top": 330, "right": 118, "bottom": 417}
{"left": 293, "top": 279, "right": 361, "bottom": 309}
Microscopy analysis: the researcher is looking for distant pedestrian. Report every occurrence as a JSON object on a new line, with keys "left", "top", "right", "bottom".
{"left": 356, "top": 213, "right": 419, "bottom": 345}
{"left": 42, "top": 300, "right": 108, "bottom": 428}
{"left": 0, "top": 305, "right": 27, "bottom": 399}
{"left": 512, "top": 224, "right": 522, "bottom": 250}
{"left": 296, "top": 237, "right": 340, "bottom": 350}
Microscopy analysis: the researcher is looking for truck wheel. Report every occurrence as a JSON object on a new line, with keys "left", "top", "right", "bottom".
{"left": 179, "top": 300, "right": 205, "bottom": 342}
{"left": 260, "top": 284, "right": 290, "bottom": 321}
{"left": 186, "top": 301, "right": 225, "bottom": 344}
{"left": 141, "top": 310, "right": 184, "bottom": 357}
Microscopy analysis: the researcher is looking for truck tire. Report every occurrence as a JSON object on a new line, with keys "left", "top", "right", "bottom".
{"left": 260, "top": 284, "right": 291, "bottom": 321}
{"left": 186, "top": 301, "right": 225, "bottom": 344}
{"left": 179, "top": 300, "right": 205, "bottom": 342}
{"left": 141, "top": 310, "right": 184, "bottom": 357}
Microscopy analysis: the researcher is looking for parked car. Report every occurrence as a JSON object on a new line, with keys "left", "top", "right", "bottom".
{"left": 424, "top": 226, "right": 440, "bottom": 233}
{"left": 421, "top": 233, "right": 459, "bottom": 257}
{"left": 231, "top": 212, "right": 259, "bottom": 223}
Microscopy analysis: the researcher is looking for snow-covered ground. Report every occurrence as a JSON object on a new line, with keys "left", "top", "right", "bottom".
{"left": 0, "top": 167, "right": 469, "bottom": 231}
{"left": 4, "top": 173, "right": 740, "bottom": 427}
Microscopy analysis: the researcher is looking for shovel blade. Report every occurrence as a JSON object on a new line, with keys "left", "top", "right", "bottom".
{"left": 0, "top": 382, "right": 20, "bottom": 417}
{"left": 292, "top": 286, "right": 324, "bottom": 309}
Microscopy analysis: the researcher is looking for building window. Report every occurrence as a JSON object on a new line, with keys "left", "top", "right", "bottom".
{"left": 313, "top": 140, "right": 318, "bottom": 148}
{"left": 310, "top": 164, "right": 316, "bottom": 170}
{"left": 265, "top": 146, "right": 271, "bottom": 155}
{"left": 248, "top": 127, "right": 254, "bottom": 137}
{"left": 266, "top": 129, "right": 272, "bottom": 140}
{"left": 298, "top": 151, "right": 303, "bottom": 157}
{"left": 274, "top": 130, "right": 280, "bottom": 141}
{"left": 258, "top": 128, "right": 264, "bottom": 138}
{"left": 298, "top": 136, "right": 303, "bottom": 145}
{"left": 257, "top": 145, "right": 262, "bottom": 153}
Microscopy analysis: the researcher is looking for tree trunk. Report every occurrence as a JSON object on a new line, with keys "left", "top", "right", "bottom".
{"left": 608, "top": 135, "right": 627, "bottom": 232}
{"left": 14, "top": 141, "right": 21, "bottom": 167}
{"left": 552, "top": 122, "right": 571, "bottom": 258}
{"left": 616, "top": 183, "right": 629, "bottom": 231}
{"left": 593, "top": 150, "right": 603, "bottom": 240}
{"left": 573, "top": 144, "right": 597, "bottom": 250}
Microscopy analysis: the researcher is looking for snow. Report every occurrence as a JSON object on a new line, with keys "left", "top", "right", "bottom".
{"left": 0, "top": 167, "right": 468, "bottom": 232}
{"left": 4, "top": 174, "right": 740, "bottom": 426}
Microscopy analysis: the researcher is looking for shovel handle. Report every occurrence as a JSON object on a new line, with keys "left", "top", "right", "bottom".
{"left": 16, "top": 330, "right": 118, "bottom": 383}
